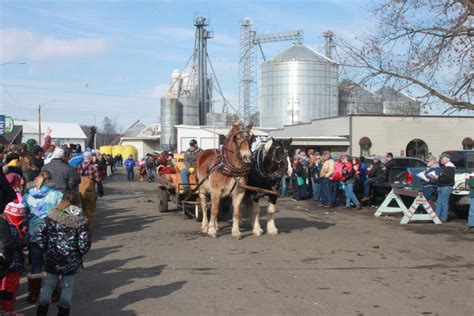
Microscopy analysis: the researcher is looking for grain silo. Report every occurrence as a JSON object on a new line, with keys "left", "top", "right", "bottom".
{"left": 259, "top": 43, "right": 339, "bottom": 128}
{"left": 339, "top": 79, "right": 383, "bottom": 115}
{"left": 160, "top": 96, "right": 181, "bottom": 151}
{"left": 375, "top": 86, "right": 421, "bottom": 115}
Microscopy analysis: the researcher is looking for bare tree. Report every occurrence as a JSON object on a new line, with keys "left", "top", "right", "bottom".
{"left": 337, "top": 0, "right": 473, "bottom": 112}
{"left": 100, "top": 116, "right": 119, "bottom": 145}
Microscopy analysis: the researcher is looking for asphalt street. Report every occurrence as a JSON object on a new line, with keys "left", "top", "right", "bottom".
{"left": 16, "top": 170, "right": 474, "bottom": 316}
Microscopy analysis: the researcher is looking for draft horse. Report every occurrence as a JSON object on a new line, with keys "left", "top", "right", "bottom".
{"left": 195, "top": 123, "right": 253, "bottom": 239}
{"left": 245, "top": 137, "right": 292, "bottom": 236}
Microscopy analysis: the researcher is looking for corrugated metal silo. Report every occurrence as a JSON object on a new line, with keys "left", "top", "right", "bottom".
{"left": 376, "top": 86, "right": 421, "bottom": 115}
{"left": 339, "top": 79, "right": 383, "bottom": 115}
{"left": 179, "top": 96, "right": 199, "bottom": 125}
{"left": 259, "top": 43, "right": 339, "bottom": 128}
{"left": 160, "top": 97, "right": 182, "bottom": 151}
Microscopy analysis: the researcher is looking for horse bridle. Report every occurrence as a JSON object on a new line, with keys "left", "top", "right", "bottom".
{"left": 220, "top": 129, "right": 252, "bottom": 177}
{"left": 256, "top": 139, "right": 288, "bottom": 180}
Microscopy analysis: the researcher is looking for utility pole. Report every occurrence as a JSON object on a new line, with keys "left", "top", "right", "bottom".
{"left": 38, "top": 104, "right": 42, "bottom": 146}
{"left": 93, "top": 114, "right": 97, "bottom": 149}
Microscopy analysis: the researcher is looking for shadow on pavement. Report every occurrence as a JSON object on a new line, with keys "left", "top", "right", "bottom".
{"left": 276, "top": 217, "right": 335, "bottom": 233}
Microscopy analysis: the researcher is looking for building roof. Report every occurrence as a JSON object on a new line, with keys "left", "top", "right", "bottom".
{"left": 123, "top": 122, "right": 147, "bottom": 137}
{"left": 269, "top": 43, "right": 336, "bottom": 64}
{"left": 20, "top": 121, "right": 87, "bottom": 139}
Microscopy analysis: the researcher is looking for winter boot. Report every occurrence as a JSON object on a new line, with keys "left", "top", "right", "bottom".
{"left": 36, "top": 304, "right": 49, "bottom": 316}
{"left": 51, "top": 280, "right": 61, "bottom": 304}
{"left": 57, "top": 305, "right": 70, "bottom": 316}
{"left": 27, "top": 273, "right": 43, "bottom": 304}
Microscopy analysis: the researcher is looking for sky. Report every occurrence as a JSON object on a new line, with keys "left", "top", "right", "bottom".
{"left": 1, "top": 0, "right": 381, "bottom": 131}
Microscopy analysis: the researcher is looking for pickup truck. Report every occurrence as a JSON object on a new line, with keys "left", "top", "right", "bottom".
{"left": 441, "top": 150, "right": 474, "bottom": 218}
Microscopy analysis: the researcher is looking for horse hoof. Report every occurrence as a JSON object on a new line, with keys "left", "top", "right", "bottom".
{"left": 232, "top": 233, "right": 242, "bottom": 240}
{"left": 267, "top": 229, "right": 279, "bottom": 236}
{"left": 252, "top": 229, "right": 263, "bottom": 237}
{"left": 208, "top": 229, "right": 217, "bottom": 238}
{"left": 201, "top": 228, "right": 208, "bottom": 234}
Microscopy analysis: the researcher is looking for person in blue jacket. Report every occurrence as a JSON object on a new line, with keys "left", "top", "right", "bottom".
{"left": 421, "top": 156, "right": 441, "bottom": 201}
{"left": 124, "top": 156, "right": 136, "bottom": 181}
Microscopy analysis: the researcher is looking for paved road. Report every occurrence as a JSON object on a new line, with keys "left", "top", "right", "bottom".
{"left": 17, "top": 171, "right": 474, "bottom": 315}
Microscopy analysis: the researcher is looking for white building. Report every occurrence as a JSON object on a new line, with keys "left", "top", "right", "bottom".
{"left": 176, "top": 125, "right": 269, "bottom": 153}
{"left": 20, "top": 121, "right": 87, "bottom": 149}
{"left": 120, "top": 123, "right": 160, "bottom": 158}
{"left": 268, "top": 114, "right": 474, "bottom": 159}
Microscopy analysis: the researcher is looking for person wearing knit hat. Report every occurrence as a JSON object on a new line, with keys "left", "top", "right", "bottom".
{"left": 0, "top": 198, "right": 28, "bottom": 312}
{"left": 26, "top": 139, "right": 37, "bottom": 151}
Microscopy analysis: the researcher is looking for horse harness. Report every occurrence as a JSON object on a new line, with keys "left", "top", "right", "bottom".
{"left": 254, "top": 140, "right": 287, "bottom": 181}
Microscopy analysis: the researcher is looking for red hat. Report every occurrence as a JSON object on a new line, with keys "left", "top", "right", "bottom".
{"left": 6, "top": 173, "right": 21, "bottom": 188}
{"left": 4, "top": 200, "right": 26, "bottom": 226}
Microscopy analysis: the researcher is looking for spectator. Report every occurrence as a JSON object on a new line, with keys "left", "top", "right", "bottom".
{"left": 310, "top": 153, "right": 322, "bottom": 201}
{"left": 421, "top": 156, "right": 441, "bottom": 201}
{"left": 331, "top": 157, "right": 344, "bottom": 207}
{"left": 361, "top": 155, "right": 385, "bottom": 203}
{"left": 319, "top": 151, "right": 334, "bottom": 207}
{"left": 22, "top": 171, "right": 63, "bottom": 304}
{"left": 293, "top": 151, "right": 310, "bottom": 200}
{"left": 35, "top": 191, "right": 91, "bottom": 316}
{"left": 384, "top": 152, "right": 395, "bottom": 180}
{"left": 145, "top": 154, "right": 156, "bottom": 183}
{"left": 341, "top": 155, "right": 361, "bottom": 209}
{"left": 124, "top": 155, "right": 136, "bottom": 181}
{"left": 434, "top": 153, "right": 455, "bottom": 222}
{"left": 41, "top": 148, "right": 80, "bottom": 193}
{"left": 466, "top": 174, "right": 474, "bottom": 234}
{"left": 0, "top": 198, "right": 28, "bottom": 312}
{"left": 181, "top": 140, "right": 203, "bottom": 192}
{"left": 77, "top": 152, "right": 102, "bottom": 228}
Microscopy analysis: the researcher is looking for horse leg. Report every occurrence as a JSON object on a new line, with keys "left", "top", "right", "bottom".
{"left": 207, "top": 191, "right": 220, "bottom": 238}
{"left": 266, "top": 201, "right": 279, "bottom": 236}
{"left": 231, "top": 192, "right": 244, "bottom": 240}
{"left": 250, "top": 200, "right": 263, "bottom": 237}
{"left": 199, "top": 192, "right": 209, "bottom": 234}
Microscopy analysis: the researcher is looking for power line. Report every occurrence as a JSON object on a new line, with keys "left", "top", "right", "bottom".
{"left": 0, "top": 82, "right": 162, "bottom": 100}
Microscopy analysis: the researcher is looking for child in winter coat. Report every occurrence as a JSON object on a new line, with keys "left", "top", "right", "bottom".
{"left": 0, "top": 197, "right": 28, "bottom": 312}
{"left": 22, "top": 171, "right": 63, "bottom": 303}
{"left": 36, "top": 191, "right": 91, "bottom": 316}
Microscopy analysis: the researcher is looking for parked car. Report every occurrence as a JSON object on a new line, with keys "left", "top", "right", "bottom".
{"left": 441, "top": 150, "right": 474, "bottom": 218}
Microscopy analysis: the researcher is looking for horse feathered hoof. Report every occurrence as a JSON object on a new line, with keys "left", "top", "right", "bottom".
{"left": 267, "top": 228, "right": 279, "bottom": 236}
{"left": 201, "top": 227, "right": 208, "bottom": 234}
{"left": 252, "top": 228, "right": 264, "bottom": 237}
{"left": 208, "top": 228, "right": 217, "bottom": 238}
{"left": 232, "top": 233, "right": 242, "bottom": 240}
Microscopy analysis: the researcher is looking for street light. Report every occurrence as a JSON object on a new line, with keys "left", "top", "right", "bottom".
{"left": 0, "top": 61, "right": 26, "bottom": 66}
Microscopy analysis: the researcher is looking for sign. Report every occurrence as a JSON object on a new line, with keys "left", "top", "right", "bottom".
{"left": 0, "top": 115, "right": 14, "bottom": 135}
{"left": 0, "top": 115, "right": 4, "bottom": 135}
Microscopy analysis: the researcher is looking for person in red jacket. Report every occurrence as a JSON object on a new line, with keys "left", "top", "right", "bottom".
{"left": 341, "top": 155, "right": 361, "bottom": 209}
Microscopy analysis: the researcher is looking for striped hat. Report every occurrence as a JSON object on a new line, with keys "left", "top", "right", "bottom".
{"left": 4, "top": 200, "right": 26, "bottom": 226}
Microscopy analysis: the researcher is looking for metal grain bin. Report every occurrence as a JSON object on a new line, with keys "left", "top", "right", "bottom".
{"left": 259, "top": 44, "right": 339, "bottom": 128}
{"left": 179, "top": 96, "right": 199, "bottom": 125}
{"left": 160, "top": 97, "right": 182, "bottom": 151}
{"left": 376, "top": 86, "right": 421, "bottom": 115}
{"left": 339, "top": 79, "right": 383, "bottom": 115}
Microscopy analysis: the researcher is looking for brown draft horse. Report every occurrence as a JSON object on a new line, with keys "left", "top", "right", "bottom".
{"left": 195, "top": 123, "right": 253, "bottom": 239}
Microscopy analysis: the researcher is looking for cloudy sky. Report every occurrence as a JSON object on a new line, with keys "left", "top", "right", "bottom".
{"left": 1, "top": 0, "right": 375, "bottom": 130}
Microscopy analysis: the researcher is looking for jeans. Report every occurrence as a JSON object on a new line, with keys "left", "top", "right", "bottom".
{"left": 344, "top": 182, "right": 360, "bottom": 207}
{"left": 37, "top": 273, "right": 76, "bottom": 309}
{"left": 29, "top": 242, "right": 44, "bottom": 274}
{"left": 146, "top": 168, "right": 155, "bottom": 182}
{"left": 468, "top": 197, "right": 474, "bottom": 227}
{"left": 180, "top": 168, "right": 190, "bottom": 189}
{"left": 279, "top": 176, "right": 288, "bottom": 197}
{"left": 436, "top": 186, "right": 452, "bottom": 220}
{"left": 422, "top": 185, "right": 437, "bottom": 201}
{"left": 126, "top": 169, "right": 134, "bottom": 180}
{"left": 311, "top": 178, "right": 321, "bottom": 201}
{"left": 320, "top": 177, "right": 331, "bottom": 206}
{"left": 363, "top": 177, "right": 383, "bottom": 196}
{"left": 330, "top": 180, "right": 339, "bottom": 206}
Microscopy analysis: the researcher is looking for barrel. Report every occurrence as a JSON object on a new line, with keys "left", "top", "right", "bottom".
{"left": 99, "top": 145, "right": 112, "bottom": 155}
{"left": 112, "top": 145, "right": 124, "bottom": 157}
{"left": 123, "top": 145, "right": 137, "bottom": 160}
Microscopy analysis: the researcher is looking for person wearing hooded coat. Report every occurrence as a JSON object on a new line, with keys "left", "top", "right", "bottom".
{"left": 35, "top": 191, "right": 91, "bottom": 316}
{"left": 76, "top": 152, "right": 101, "bottom": 229}
{"left": 22, "top": 171, "right": 63, "bottom": 304}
